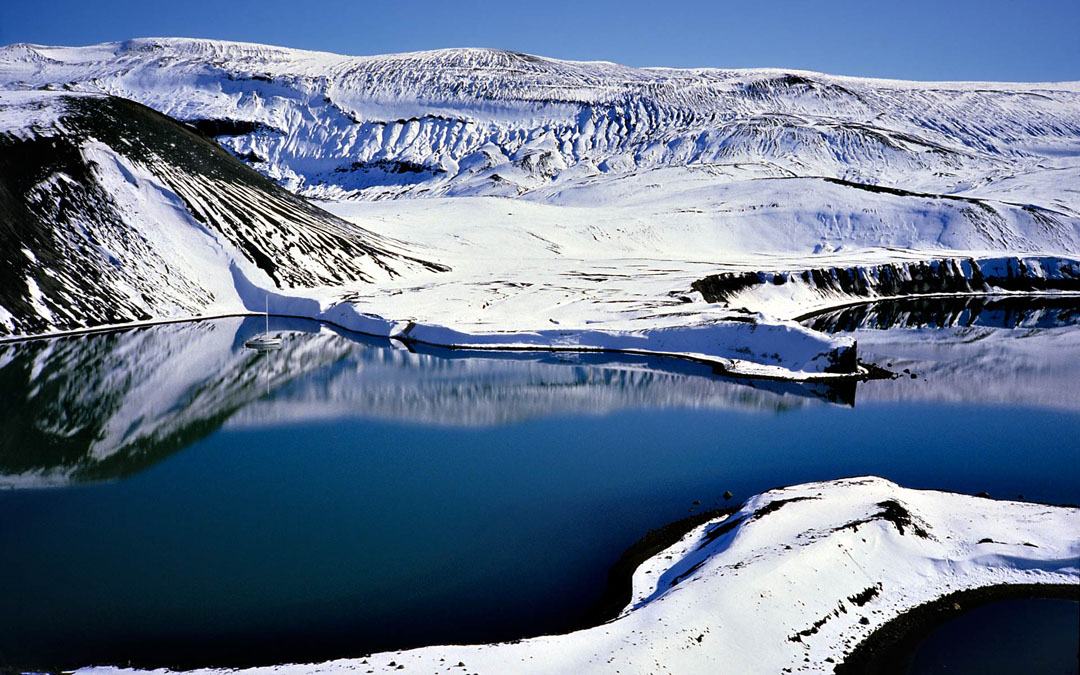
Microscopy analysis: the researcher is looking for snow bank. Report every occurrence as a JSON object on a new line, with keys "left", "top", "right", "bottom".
{"left": 73, "top": 477, "right": 1078, "bottom": 674}
{"left": 386, "top": 317, "right": 856, "bottom": 379}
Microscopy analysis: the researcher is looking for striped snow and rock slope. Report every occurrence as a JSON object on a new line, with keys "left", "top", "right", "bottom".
{"left": 0, "top": 91, "right": 446, "bottom": 337}
{"left": 4, "top": 38, "right": 1079, "bottom": 207}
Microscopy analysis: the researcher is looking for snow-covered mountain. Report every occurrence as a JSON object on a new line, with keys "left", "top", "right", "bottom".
{"left": 3, "top": 38, "right": 1078, "bottom": 258}
{"left": 0, "top": 90, "right": 446, "bottom": 336}
{"left": 2, "top": 38, "right": 1079, "bottom": 376}
{"left": 3, "top": 38, "right": 1078, "bottom": 207}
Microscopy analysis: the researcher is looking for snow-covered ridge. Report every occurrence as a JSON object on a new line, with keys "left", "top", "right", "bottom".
{"left": 73, "top": 476, "right": 1079, "bottom": 674}
{"left": 7, "top": 37, "right": 1077, "bottom": 264}
{"left": 3, "top": 38, "right": 1079, "bottom": 378}
{"left": 4, "top": 37, "right": 1079, "bottom": 208}
{"left": 0, "top": 89, "right": 861, "bottom": 379}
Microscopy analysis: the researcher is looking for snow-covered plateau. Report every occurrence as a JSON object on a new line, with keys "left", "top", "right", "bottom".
{"left": 2, "top": 38, "right": 1080, "bottom": 377}
{"left": 69, "top": 476, "right": 1077, "bottom": 674}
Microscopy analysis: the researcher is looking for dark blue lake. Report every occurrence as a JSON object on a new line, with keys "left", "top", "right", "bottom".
{"left": 1, "top": 298, "right": 1078, "bottom": 669}
{"left": 906, "top": 598, "right": 1079, "bottom": 674}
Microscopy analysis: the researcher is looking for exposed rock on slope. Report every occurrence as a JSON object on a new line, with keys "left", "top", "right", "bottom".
{"left": 0, "top": 91, "right": 446, "bottom": 336}
{"left": 693, "top": 255, "right": 1080, "bottom": 318}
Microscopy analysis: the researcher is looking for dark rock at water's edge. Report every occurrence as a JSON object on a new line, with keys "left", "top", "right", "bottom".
{"left": 823, "top": 338, "right": 858, "bottom": 374}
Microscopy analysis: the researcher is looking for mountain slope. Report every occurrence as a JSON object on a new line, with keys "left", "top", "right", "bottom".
{"left": 0, "top": 90, "right": 446, "bottom": 336}
{"left": 3, "top": 37, "right": 1077, "bottom": 263}
{"left": 3, "top": 38, "right": 1078, "bottom": 214}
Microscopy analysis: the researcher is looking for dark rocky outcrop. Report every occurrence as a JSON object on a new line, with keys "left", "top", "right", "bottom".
{"left": 692, "top": 257, "right": 1080, "bottom": 312}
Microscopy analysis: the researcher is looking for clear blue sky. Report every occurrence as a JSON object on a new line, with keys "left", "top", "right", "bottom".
{"left": 3, "top": 0, "right": 1079, "bottom": 81}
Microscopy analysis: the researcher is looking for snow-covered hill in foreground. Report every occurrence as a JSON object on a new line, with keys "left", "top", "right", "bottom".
{"left": 73, "top": 476, "right": 1078, "bottom": 675}
{"left": 3, "top": 38, "right": 1080, "bottom": 377}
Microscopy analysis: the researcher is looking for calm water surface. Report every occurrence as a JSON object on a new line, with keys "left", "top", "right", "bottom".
{"left": 1, "top": 300, "right": 1078, "bottom": 668}
{"left": 906, "top": 598, "right": 1079, "bottom": 674}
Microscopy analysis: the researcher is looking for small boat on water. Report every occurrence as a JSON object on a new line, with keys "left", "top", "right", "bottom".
{"left": 245, "top": 297, "right": 282, "bottom": 350}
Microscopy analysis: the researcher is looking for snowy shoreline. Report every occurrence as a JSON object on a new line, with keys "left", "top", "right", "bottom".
{"left": 0, "top": 307, "right": 859, "bottom": 381}
{"left": 0, "top": 317, "right": 864, "bottom": 382}
{"left": 6, "top": 286, "right": 1080, "bottom": 383}
{"left": 70, "top": 476, "right": 1078, "bottom": 675}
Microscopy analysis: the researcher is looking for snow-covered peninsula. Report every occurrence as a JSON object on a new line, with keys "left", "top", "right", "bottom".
{"left": 68, "top": 477, "right": 1079, "bottom": 674}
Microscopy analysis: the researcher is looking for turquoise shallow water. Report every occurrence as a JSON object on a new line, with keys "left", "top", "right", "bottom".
{"left": 0, "top": 306, "right": 1077, "bottom": 669}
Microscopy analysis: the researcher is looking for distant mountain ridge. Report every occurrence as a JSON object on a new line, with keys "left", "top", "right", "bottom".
{"left": 3, "top": 37, "right": 1078, "bottom": 206}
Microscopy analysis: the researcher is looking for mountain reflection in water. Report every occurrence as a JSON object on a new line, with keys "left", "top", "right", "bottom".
{"left": 806, "top": 295, "right": 1080, "bottom": 412}
{"left": 1, "top": 308, "right": 1078, "bottom": 669}
{"left": 805, "top": 294, "right": 1080, "bottom": 332}
{"left": 0, "top": 317, "right": 848, "bottom": 487}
